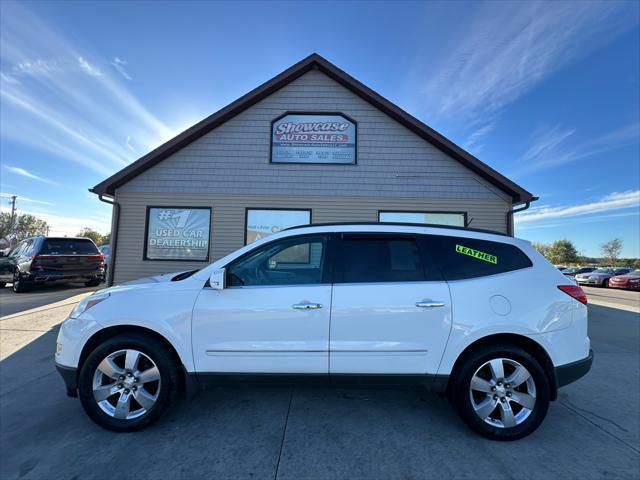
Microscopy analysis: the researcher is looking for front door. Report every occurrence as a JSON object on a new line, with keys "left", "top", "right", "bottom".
{"left": 330, "top": 233, "right": 452, "bottom": 374}
{"left": 192, "top": 234, "right": 332, "bottom": 374}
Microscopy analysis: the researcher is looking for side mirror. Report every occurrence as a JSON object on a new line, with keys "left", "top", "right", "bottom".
{"left": 209, "top": 268, "right": 226, "bottom": 290}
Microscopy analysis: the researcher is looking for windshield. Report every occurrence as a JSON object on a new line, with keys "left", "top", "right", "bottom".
{"left": 593, "top": 268, "right": 614, "bottom": 274}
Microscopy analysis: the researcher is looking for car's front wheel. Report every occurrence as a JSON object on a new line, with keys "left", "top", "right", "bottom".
{"left": 84, "top": 279, "right": 101, "bottom": 287}
{"left": 78, "top": 333, "right": 178, "bottom": 431}
{"left": 449, "top": 344, "right": 550, "bottom": 440}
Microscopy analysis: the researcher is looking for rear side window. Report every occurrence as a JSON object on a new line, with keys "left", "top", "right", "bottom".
{"left": 338, "top": 234, "right": 426, "bottom": 283}
{"left": 40, "top": 239, "right": 99, "bottom": 255}
{"left": 426, "top": 235, "right": 532, "bottom": 280}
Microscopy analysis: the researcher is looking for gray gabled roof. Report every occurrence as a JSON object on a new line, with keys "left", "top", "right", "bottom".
{"left": 91, "top": 53, "right": 533, "bottom": 204}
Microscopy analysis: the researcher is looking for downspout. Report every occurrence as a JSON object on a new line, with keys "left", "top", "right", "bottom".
{"left": 507, "top": 196, "right": 539, "bottom": 236}
{"left": 96, "top": 193, "right": 120, "bottom": 286}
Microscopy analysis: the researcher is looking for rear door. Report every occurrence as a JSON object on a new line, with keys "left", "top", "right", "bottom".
{"left": 329, "top": 233, "right": 452, "bottom": 375}
{"left": 36, "top": 238, "right": 102, "bottom": 273}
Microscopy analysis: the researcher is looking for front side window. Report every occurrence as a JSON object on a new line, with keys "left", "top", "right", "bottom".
{"left": 228, "top": 235, "right": 327, "bottom": 287}
{"left": 427, "top": 235, "right": 532, "bottom": 280}
{"left": 338, "top": 234, "right": 426, "bottom": 283}
{"left": 245, "top": 209, "right": 311, "bottom": 244}
{"left": 379, "top": 211, "right": 466, "bottom": 227}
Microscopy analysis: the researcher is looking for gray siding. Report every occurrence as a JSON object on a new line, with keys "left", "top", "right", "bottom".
{"left": 112, "top": 192, "right": 509, "bottom": 284}
{"left": 120, "top": 69, "right": 510, "bottom": 202}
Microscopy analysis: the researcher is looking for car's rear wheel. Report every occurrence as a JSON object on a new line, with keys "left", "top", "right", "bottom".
{"left": 78, "top": 333, "right": 178, "bottom": 431}
{"left": 85, "top": 279, "right": 101, "bottom": 287}
{"left": 12, "top": 272, "right": 30, "bottom": 293}
{"left": 449, "top": 344, "right": 550, "bottom": 440}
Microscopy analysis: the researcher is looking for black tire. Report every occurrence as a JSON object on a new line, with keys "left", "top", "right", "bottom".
{"left": 12, "top": 272, "right": 30, "bottom": 293}
{"left": 85, "top": 279, "right": 101, "bottom": 287}
{"left": 78, "top": 333, "right": 179, "bottom": 431}
{"left": 602, "top": 279, "right": 609, "bottom": 288}
{"left": 449, "top": 343, "right": 550, "bottom": 441}
{"left": 0, "top": 282, "right": 6, "bottom": 288}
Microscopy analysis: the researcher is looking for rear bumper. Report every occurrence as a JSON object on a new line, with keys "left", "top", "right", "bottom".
{"left": 23, "top": 271, "right": 103, "bottom": 283}
{"left": 555, "top": 349, "right": 593, "bottom": 388}
{"left": 55, "top": 363, "right": 78, "bottom": 397}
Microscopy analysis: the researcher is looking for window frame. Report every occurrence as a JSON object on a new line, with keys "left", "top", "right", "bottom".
{"left": 143, "top": 206, "right": 212, "bottom": 262}
{"left": 225, "top": 232, "right": 335, "bottom": 287}
{"left": 244, "top": 207, "right": 312, "bottom": 246}
{"left": 333, "top": 232, "right": 443, "bottom": 284}
{"left": 378, "top": 210, "right": 468, "bottom": 228}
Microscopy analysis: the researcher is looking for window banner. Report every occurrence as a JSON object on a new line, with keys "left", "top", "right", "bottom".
{"left": 145, "top": 208, "right": 210, "bottom": 260}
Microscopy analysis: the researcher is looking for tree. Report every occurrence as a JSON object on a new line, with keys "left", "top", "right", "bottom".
{"left": 531, "top": 242, "right": 550, "bottom": 258}
{"left": 76, "top": 228, "right": 103, "bottom": 245}
{"left": 546, "top": 239, "right": 579, "bottom": 265}
{"left": 600, "top": 238, "right": 623, "bottom": 265}
{"left": 0, "top": 212, "right": 49, "bottom": 241}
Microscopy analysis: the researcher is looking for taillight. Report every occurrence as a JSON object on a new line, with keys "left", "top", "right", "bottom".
{"left": 558, "top": 285, "right": 588, "bottom": 305}
{"left": 86, "top": 253, "right": 105, "bottom": 267}
{"left": 31, "top": 254, "right": 59, "bottom": 271}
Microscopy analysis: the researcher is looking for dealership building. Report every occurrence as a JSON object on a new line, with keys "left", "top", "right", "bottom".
{"left": 91, "top": 54, "right": 534, "bottom": 285}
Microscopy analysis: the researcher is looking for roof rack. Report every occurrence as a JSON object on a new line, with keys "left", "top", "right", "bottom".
{"left": 283, "top": 222, "right": 508, "bottom": 237}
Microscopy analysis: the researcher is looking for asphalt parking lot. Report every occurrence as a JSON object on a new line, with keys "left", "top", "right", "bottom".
{"left": 0, "top": 287, "right": 638, "bottom": 479}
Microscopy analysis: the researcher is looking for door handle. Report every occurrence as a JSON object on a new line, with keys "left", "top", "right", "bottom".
{"left": 416, "top": 301, "right": 446, "bottom": 308}
{"left": 292, "top": 302, "right": 323, "bottom": 310}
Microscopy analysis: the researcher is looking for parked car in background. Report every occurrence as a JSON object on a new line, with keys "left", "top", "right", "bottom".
{"left": 562, "top": 267, "right": 596, "bottom": 278}
{"left": 608, "top": 270, "right": 640, "bottom": 291}
{"left": 8, "top": 236, "right": 105, "bottom": 293}
{"left": 98, "top": 245, "right": 110, "bottom": 282}
{"left": 0, "top": 250, "right": 12, "bottom": 288}
{"left": 575, "top": 267, "right": 633, "bottom": 287}
{"left": 55, "top": 223, "right": 592, "bottom": 440}
{"left": 556, "top": 266, "right": 568, "bottom": 271}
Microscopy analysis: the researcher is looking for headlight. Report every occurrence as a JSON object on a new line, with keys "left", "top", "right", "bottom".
{"left": 69, "top": 293, "right": 110, "bottom": 319}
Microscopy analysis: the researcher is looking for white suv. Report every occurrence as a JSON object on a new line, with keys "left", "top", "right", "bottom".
{"left": 55, "top": 223, "right": 592, "bottom": 440}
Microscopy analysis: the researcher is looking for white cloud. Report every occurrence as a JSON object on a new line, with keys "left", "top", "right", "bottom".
{"left": 77, "top": 56, "right": 102, "bottom": 76}
{"left": 515, "top": 190, "right": 640, "bottom": 225}
{"left": 3, "top": 165, "right": 59, "bottom": 186}
{"left": 0, "top": 3, "right": 173, "bottom": 176}
{"left": 0, "top": 203, "right": 110, "bottom": 237}
{"left": 0, "top": 192, "right": 55, "bottom": 206}
{"left": 419, "top": 1, "right": 638, "bottom": 132}
{"left": 111, "top": 56, "right": 132, "bottom": 80}
{"left": 511, "top": 122, "right": 639, "bottom": 176}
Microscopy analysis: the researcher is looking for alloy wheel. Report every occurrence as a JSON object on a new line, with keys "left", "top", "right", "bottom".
{"left": 469, "top": 357, "right": 536, "bottom": 428}
{"left": 92, "top": 349, "right": 161, "bottom": 420}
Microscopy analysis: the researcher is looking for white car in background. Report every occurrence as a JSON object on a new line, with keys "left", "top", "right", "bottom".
{"left": 55, "top": 223, "right": 592, "bottom": 440}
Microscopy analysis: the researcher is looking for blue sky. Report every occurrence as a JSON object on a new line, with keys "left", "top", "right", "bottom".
{"left": 1, "top": 0, "right": 639, "bottom": 257}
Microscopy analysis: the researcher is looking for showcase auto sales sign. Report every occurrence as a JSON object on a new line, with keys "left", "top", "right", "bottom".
{"left": 271, "top": 113, "right": 356, "bottom": 164}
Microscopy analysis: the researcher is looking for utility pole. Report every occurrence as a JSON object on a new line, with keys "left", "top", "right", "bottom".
{"left": 8, "top": 195, "right": 17, "bottom": 236}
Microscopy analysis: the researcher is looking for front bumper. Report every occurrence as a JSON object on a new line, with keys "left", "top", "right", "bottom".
{"left": 55, "top": 363, "right": 78, "bottom": 397}
{"left": 609, "top": 282, "right": 640, "bottom": 290}
{"left": 576, "top": 277, "right": 601, "bottom": 285}
{"left": 555, "top": 349, "right": 594, "bottom": 388}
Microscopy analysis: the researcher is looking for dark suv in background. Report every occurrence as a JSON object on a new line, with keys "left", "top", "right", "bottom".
{"left": 5, "top": 237, "right": 104, "bottom": 293}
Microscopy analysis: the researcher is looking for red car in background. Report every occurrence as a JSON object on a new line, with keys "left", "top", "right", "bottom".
{"left": 608, "top": 270, "right": 640, "bottom": 290}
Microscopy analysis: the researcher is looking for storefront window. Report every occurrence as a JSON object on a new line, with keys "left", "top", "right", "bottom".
{"left": 245, "top": 209, "right": 311, "bottom": 244}
{"left": 144, "top": 207, "right": 211, "bottom": 261}
{"left": 379, "top": 211, "right": 466, "bottom": 227}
